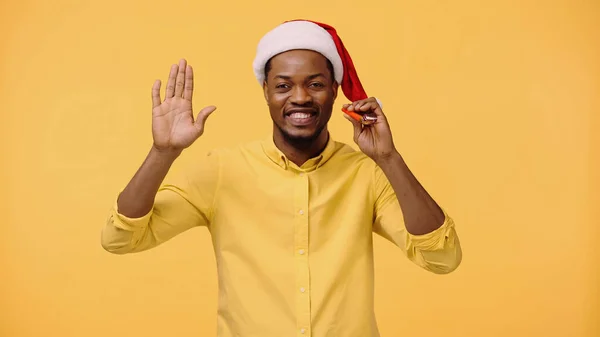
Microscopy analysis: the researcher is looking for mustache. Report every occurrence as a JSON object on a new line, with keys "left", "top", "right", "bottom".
{"left": 284, "top": 105, "right": 319, "bottom": 116}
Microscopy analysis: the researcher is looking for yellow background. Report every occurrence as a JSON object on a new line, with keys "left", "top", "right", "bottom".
{"left": 2, "top": 0, "right": 598, "bottom": 336}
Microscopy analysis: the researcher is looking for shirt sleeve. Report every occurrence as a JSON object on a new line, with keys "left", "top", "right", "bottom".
{"left": 371, "top": 164, "right": 462, "bottom": 274}
{"left": 100, "top": 149, "right": 221, "bottom": 254}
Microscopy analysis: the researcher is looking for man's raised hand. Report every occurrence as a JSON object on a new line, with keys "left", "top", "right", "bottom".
{"left": 151, "top": 59, "right": 216, "bottom": 155}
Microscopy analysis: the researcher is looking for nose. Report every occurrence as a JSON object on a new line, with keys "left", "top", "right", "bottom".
{"left": 289, "top": 86, "right": 313, "bottom": 105}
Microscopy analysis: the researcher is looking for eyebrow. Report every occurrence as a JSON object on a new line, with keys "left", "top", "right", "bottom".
{"left": 273, "top": 73, "right": 326, "bottom": 80}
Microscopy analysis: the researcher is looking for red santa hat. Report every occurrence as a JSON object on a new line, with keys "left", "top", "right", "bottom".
{"left": 253, "top": 19, "right": 381, "bottom": 108}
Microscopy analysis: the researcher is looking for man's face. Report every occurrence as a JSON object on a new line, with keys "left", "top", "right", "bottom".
{"left": 263, "top": 50, "right": 338, "bottom": 144}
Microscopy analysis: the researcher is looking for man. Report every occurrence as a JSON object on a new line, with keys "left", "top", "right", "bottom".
{"left": 101, "top": 19, "right": 462, "bottom": 337}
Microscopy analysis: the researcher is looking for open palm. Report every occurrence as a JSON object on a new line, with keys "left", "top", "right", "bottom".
{"left": 151, "top": 59, "right": 216, "bottom": 153}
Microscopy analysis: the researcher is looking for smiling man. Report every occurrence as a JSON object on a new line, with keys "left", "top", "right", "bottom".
{"left": 101, "top": 19, "right": 462, "bottom": 337}
{"left": 264, "top": 47, "right": 336, "bottom": 167}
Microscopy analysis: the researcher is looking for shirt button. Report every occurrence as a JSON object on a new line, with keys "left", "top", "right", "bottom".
{"left": 300, "top": 328, "right": 306, "bottom": 334}
{"left": 300, "top": 287, "right": 305, "bottom": 293}
{"left": 299, "top": 249, "right": 305, "bottom": 255}
{"left": 299, "top": 210, "right": 304, "bottom": 215}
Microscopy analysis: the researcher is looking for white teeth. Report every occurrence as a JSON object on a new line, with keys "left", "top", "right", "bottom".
{"left": 289, "top": 112, "right": 312, "bottom": 119}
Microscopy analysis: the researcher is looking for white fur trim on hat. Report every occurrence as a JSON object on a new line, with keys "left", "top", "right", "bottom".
{"left": 253, "top": 21, "right": 344, "bottom": 85}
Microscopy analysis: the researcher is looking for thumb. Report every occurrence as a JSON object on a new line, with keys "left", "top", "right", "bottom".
{"left": 343, "top": 112, "right": 363, "bottom": 141}
{"left": 194, "top": 105, "right": 217, "bottom": 129}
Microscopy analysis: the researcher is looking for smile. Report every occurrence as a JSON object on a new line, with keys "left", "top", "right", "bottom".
{"left": 285, "top": 111, "right": 317, "bottom": 126}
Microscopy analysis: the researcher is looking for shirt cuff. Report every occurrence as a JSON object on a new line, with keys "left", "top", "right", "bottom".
{"left": 406, "top": 209, "right": 456, "bottom": 251}
{"left": 109, "top": 194, "right": 153, "bottom": 231}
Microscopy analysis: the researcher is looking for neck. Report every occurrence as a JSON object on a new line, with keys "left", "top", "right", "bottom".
{"left": 273, "top": 128, "right": 330, "bottom": 167}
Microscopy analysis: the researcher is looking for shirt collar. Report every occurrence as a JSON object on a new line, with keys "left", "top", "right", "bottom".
{"left": 261, "top": 132, "right": 338, "bottom": 172}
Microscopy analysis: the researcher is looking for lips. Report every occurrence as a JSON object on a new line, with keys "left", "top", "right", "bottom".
{"left": 285, "top": 109, "right": 318, "bottom": 126}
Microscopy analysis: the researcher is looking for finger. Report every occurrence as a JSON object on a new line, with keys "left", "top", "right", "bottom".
{"left": 369, "top": 101, "right": 386, "bottom": 118}
{"left": 352, "top": 99, "right": 368, "bottom": 111}
{"left": 174, "top": 59, "right": 187, "bottom": 97}
{"left": 152, "top": 80, "right": 162, "bottom": 108}
{"left": 365, "top": 97, "right": 385, "bottom": 116}
{"left": 358, "top": 96, "right": 379, "bottom": 106}
{"left": 355, "top": 100, "right": 386, "bottom": 121}
{"left": 342, "top": 103, "right": 353, "bottom": 111}
{"left": 353, "top": 98, "right": 376, "bottom": 111}
{"left": 357, "top": 101, "right": 379, "bottom": 112}
{"left": 184, "top": 65, "right": 194, "bottom": 101}
{"left": 194, "top": 105, "right": 217, "bottom": 130}
{"left": 165, "top": 64, "right": 178, "bottom": 98}
{"left": 343, "top": 112, "right": 363, "bottom": 141}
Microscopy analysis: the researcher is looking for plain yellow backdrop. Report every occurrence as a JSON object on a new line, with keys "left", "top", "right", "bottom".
{"left": 1, "top": 0, "right": 598, "bottom": 336}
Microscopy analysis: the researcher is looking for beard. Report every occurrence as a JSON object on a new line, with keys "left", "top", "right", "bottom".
{"left": 274, "top": 121, "right": 327, "bottom": 149}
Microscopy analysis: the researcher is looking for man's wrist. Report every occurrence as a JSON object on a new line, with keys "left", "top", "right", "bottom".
{"left": 374, "top": 149, "right": 404, "bottom": 171}
{"left": 150, "top": 145, "right": 182, "bottom": 164}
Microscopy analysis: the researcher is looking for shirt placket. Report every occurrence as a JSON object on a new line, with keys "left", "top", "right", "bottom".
{"left": 294, "top": 171, "right": 311, "bottom": 336}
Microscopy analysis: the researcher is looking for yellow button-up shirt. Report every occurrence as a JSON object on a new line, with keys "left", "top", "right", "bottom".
{"left": 101, "top": 134, "right": 462, "bottom": 337}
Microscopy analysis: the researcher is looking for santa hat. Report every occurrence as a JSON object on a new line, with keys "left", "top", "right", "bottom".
{"left": 253, "top": 19, "right": 381, "bottom": 108}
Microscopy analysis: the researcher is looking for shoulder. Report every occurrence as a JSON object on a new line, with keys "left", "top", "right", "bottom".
{"left": 329, "top": 139, "right": 388, "bottom": 189}
{"left": 329, "top": 140, "right": 378, "bottom": 170}
{"left": 219, "top": 139, "right": 264, "bottom": 152}
{"left": 202, "top": 139, "right": 266, "bottom": 162}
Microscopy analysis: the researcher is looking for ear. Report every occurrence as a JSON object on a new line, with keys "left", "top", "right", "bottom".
{"left": 332, "top": 81, "right": 339, "bottom": 100}
{"left": 262, "top": 80, "right": 269, "bottom": 103}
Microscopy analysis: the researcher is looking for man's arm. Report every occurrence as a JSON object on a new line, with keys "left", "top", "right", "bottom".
{"left": 101, "top": 58, "right": 218, "bottom": 254}
{"left": 371, "top": 160, "right": 462, "bottom": 274}
{"left": 100, "top": 146, "right": 178, "bottom": 254}
{"left": 100, "top": 148, "right": 220, "bottom": 254}
{"left": 374, "top": 151, "right": 445, "bottom": 236}
{"left": 344, "top": 97, "right": 462, "bottom": 273}
{"left": 117, "top": 146, "right": 180, "bottom": 219}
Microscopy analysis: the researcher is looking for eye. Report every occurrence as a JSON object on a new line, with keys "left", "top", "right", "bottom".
{"left": 309, "top": 82, "right": 325, "bottom": 88}
{"left": 275, "top": 83, "right": 290, "bottom": 89}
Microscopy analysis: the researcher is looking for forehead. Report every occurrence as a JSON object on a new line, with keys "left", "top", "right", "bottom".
{"left": 268, "top": 49, "right": 330, "bottom": 75}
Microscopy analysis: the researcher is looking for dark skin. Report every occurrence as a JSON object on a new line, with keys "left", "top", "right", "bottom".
{"left": 263, "top": 50, "right": 445, "bottom": 235}
{"left": 117, "top": 55, "right": 444, "bottom": 236}
{"left": 262, "top": 50, "right": 338, "bottom": 167}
